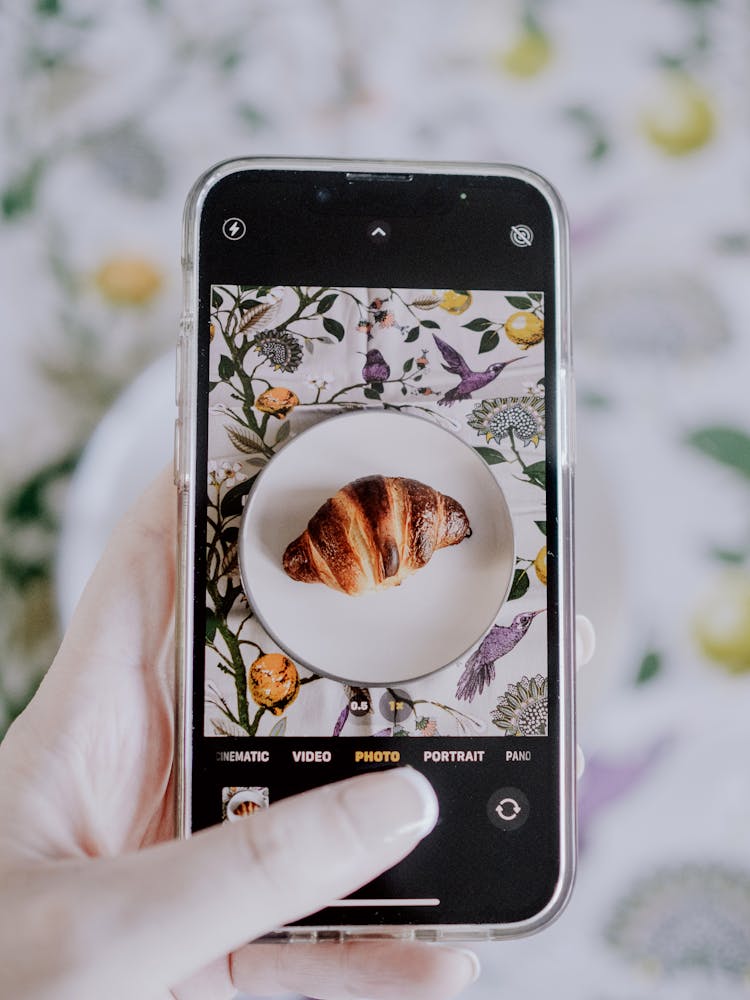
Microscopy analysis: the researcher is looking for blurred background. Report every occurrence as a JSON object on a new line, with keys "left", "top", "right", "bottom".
{"left": 2, "top": 0, "right": 750, "bottom": 996}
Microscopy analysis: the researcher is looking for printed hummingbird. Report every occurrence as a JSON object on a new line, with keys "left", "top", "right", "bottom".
{"left": 433, "top": 334, "right": 522, "bottom": 405}
{"left": 362, "top": 348, "right": 390, "bottom": 383}
{"left": 456, "top": 609, "right": 545, "bottom": 702}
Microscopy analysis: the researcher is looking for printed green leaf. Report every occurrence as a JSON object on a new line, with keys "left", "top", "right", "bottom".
{"left": 711, "top": 547, "right": 746, "bottom": 564}
{"left": 275, "top": 420, "right": 291, "bottom": 446}
{"left": 268, "top": 717, "right": 288, "bottom": 736}
{"left": 208, "top": 381, "right": 218, "bottom": 393}
{"left": 686, "top": 426, "right": 750, "bottom": 479}
{"left": 220, "top": 476, "right": 254, "bottom": 519}
{"left": 474, "top": 446, "right": 507, "bottom": 465}
{"left": 211, "top": 289, "right": 222, "bottom": 309}
{"left": 509, "top": 568, "right": 530, "bottom": 600}
{"left": 218, "top": 355, "right": 235, "bottom": 380}
{"left": 364, "top": 387, "right": 381, "bottom": 400}
{"left": 370, "top": 381, "right": 384, "bottom": 393}
{"left": 524, "top": 461, "right": 546, "bottom": 488}
{"left": 636, "top": 650, "right": 662, "bottom": 685}
{"left": 238, "top": 298, "right": 260, "bottom": 310}
{"left": 528, "top": 292, "right": 543, "bottom": 303}
{"left": 462, "top": 317, "right": 492, "bottom": 332}
{"left": 479, "top": 329, "right": 500, "bottom": 354}
{"left": 316, "top": 293, "right": 337, "bottom": 314}
{"left": 420, "top": 319, "right": 440, "bottom": 329}
{"left": 405, "top": 326, "right": 420, "bottom": 343}
{"left": 206, "top": 612, "right": 219, "bottom": 644}
{"left": 401, "top": 385, "right": 408, "bottom": 395}
{"left": 403, "top": 358, "right": 414, "bottom": 373}
{"left": 322, "top": 316, "right": 345, "bottom": 341}
{"left": 1, "top": 159, "right": 45, "bottom": 220}
{"left": 505, "top": 296, "right": 533, "bottom": 309}
{"left": 535, "top": 520, "right": 547, "bottom": 535}
{"left": 225, "top": 425, "right": 264, "bottom": 454}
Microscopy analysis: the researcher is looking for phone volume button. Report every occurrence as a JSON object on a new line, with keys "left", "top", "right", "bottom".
{"left": 173, "top": 418, "right": 181, "bottom": 486}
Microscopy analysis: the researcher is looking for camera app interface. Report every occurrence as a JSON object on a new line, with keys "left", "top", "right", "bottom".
{"left": 193, "top": 273, "right": 557, "bottom": 925}
{"left": 204, "top": 285, "right": 547, "bottom": 741}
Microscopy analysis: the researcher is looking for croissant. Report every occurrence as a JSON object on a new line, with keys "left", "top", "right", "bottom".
{"left": 283, "top": 475, "right": 471, "bottom": 596}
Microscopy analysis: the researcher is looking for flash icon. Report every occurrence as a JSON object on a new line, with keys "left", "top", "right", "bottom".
{"left": 222, "top": 217, "right": 246, "bottom": 240}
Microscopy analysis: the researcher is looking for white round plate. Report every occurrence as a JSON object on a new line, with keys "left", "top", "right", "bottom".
{"left": 239, "top": 410, "right": 515, "bottom": 686}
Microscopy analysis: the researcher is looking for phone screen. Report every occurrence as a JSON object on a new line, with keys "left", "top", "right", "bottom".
{"left": 183, "top": 165, "right": 573, "bottom": 931}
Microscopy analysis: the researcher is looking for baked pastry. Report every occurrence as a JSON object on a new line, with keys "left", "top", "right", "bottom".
{"left": 283, "top": 475, "right": 471, "bottom": 595}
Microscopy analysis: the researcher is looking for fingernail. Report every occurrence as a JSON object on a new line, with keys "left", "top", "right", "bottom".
{"left": 336, "top": 767, "right": 439, "bottom": 847}
{"left": 456, "top": 948, "right": 481, "bottom": 984}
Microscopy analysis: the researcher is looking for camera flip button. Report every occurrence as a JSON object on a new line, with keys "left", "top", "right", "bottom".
{"left": 487, "top": 787, "right": 530, "bottom": 831}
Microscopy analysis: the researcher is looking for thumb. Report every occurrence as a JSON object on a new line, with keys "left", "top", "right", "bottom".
{"left": 72, "top": 768, "right": 438, "bottom": 997}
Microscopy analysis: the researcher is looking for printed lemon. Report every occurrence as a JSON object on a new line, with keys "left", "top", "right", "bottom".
{"left": 248, "top": 653, "right": 300, "bottom": 714}
{"left": 438, "top": 290, "right": 472, "bottom": 314}
{"left": 505, "top": 311, "right": 544, "bottom": 349}
{"left": 692, "top": 571, "right": 750, "bottom": 674}
{"left": 255, "top": 386, "right": 299, "bottom": 419}
{"left": 641, "top": 74, "right": 715, "bottom": 156}
{"left": 94, "top": 255, "right": 163, "bottom": 305}
{"left": 498, "top": 30, "right": 552, "bottom": 78}
{"left": 534, "top": 545, "right": 547, "bottom": 586}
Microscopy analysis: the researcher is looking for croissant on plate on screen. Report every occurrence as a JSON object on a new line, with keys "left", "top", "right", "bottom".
{"left": 282, "top": 474, "right": 471, "bottom": 596}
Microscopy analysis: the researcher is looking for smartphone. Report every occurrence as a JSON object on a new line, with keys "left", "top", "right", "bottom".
{"left": 175, "top": 158, "right": 575, "bottom": 940}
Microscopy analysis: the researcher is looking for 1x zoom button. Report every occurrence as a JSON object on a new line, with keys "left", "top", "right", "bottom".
{"left": 487, "top": 787, "right": 530, "bottom": 831}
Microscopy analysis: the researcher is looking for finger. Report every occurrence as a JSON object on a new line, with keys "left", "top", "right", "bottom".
{"left": 575, "top": 614, "right": 596, "bottom": 668}
{"left": 73, "top": 769, "right": 439, "bottom": 999}
{"left": 231, "top": 940, "right": 480, "bottom": 1000}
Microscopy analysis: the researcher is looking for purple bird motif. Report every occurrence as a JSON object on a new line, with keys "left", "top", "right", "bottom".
{"left": 433, "top": 334, "right": 522, "bottom": 405}
{"left": 362, "top": 348, "right": 390, "bottom": 383}
{"left": 456, "top": 609, "right": 545, "bottom": 702}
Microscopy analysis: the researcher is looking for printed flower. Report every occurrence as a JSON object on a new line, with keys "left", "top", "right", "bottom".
{"left": 305, "top": 372, "right": 335, "bottom": 390}
{"left": 248, "top": 653, "right": 300, "bottom": 716}
{"left": 491, "top": 675, "right": 548, "bottom": 735}
{"left": 255, "top": 386, "right": 299, "bottom": 419}
{"left": 251, "top": 328, "right": 303, "bottom": 372}
{"left": 373, "top": 309, "right": 396, "bottom": 327}
{"left": 415, "top": 717, "right": 438, "bottom": 737}
{"left": 468, "top": 397, "right": 545, "bottom": 447}
{"left": 94, "top": 255, "right": 163, "bottom": 306}
{"left": 641, "top": 73, "right": 715, "bottom": 157}
{"left": 357, "top": 320, "right": 373, "bottom": 337}
{"left": 504, "top": 311, "right": 544, "bottom": 349}
{"left": 438, "top": 290, "right": 472, "bottom": 314}
{"left": 534, "top": 546, "right": 547, "bottom": 585}
{"left": 522, "top": 378, "right": 545, "bottom": 396}
{"left": 208, "top": 460, "right": 248, "bottom": 489}
{"left": 606, "top": 864, "right": 750, "bottom": 978}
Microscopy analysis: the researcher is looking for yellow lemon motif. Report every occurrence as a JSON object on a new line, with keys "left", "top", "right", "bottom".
{"left": 692, "top": 571, "right": 750, "bottom": 674}
{"left": 255, "top": 386, "right": 299, "bottom": 419}
{"left": 248, "top": 653, "right": 300, "bottom": 715}
{"left": 94, "top": 256, "right": 163, "bottom": 306}
{"left": 534, "top": 546, "right": 547, "bottom": 586}
{"left": 641, "top": 74, "right": 715, "bottom": 156}
{"left": 497, "top": 30, "right": 552, "bottom": 78}
{"left": 504, "top": 311, "right": 544, "bottom": 349}
{"left": 438, "top": 290, "right": 472, "bottom": 314}
{"left": 209, "top": 323, "right": 215, "bottom": 341}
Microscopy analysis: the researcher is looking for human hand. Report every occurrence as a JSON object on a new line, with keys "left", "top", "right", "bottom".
{"left": 0, "top": 472, "right": 480, "bottom": 1000}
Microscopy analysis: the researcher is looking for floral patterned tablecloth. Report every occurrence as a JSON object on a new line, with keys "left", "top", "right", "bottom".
{"left": 2, "top": 1, "right": 750, "bottom": 997}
